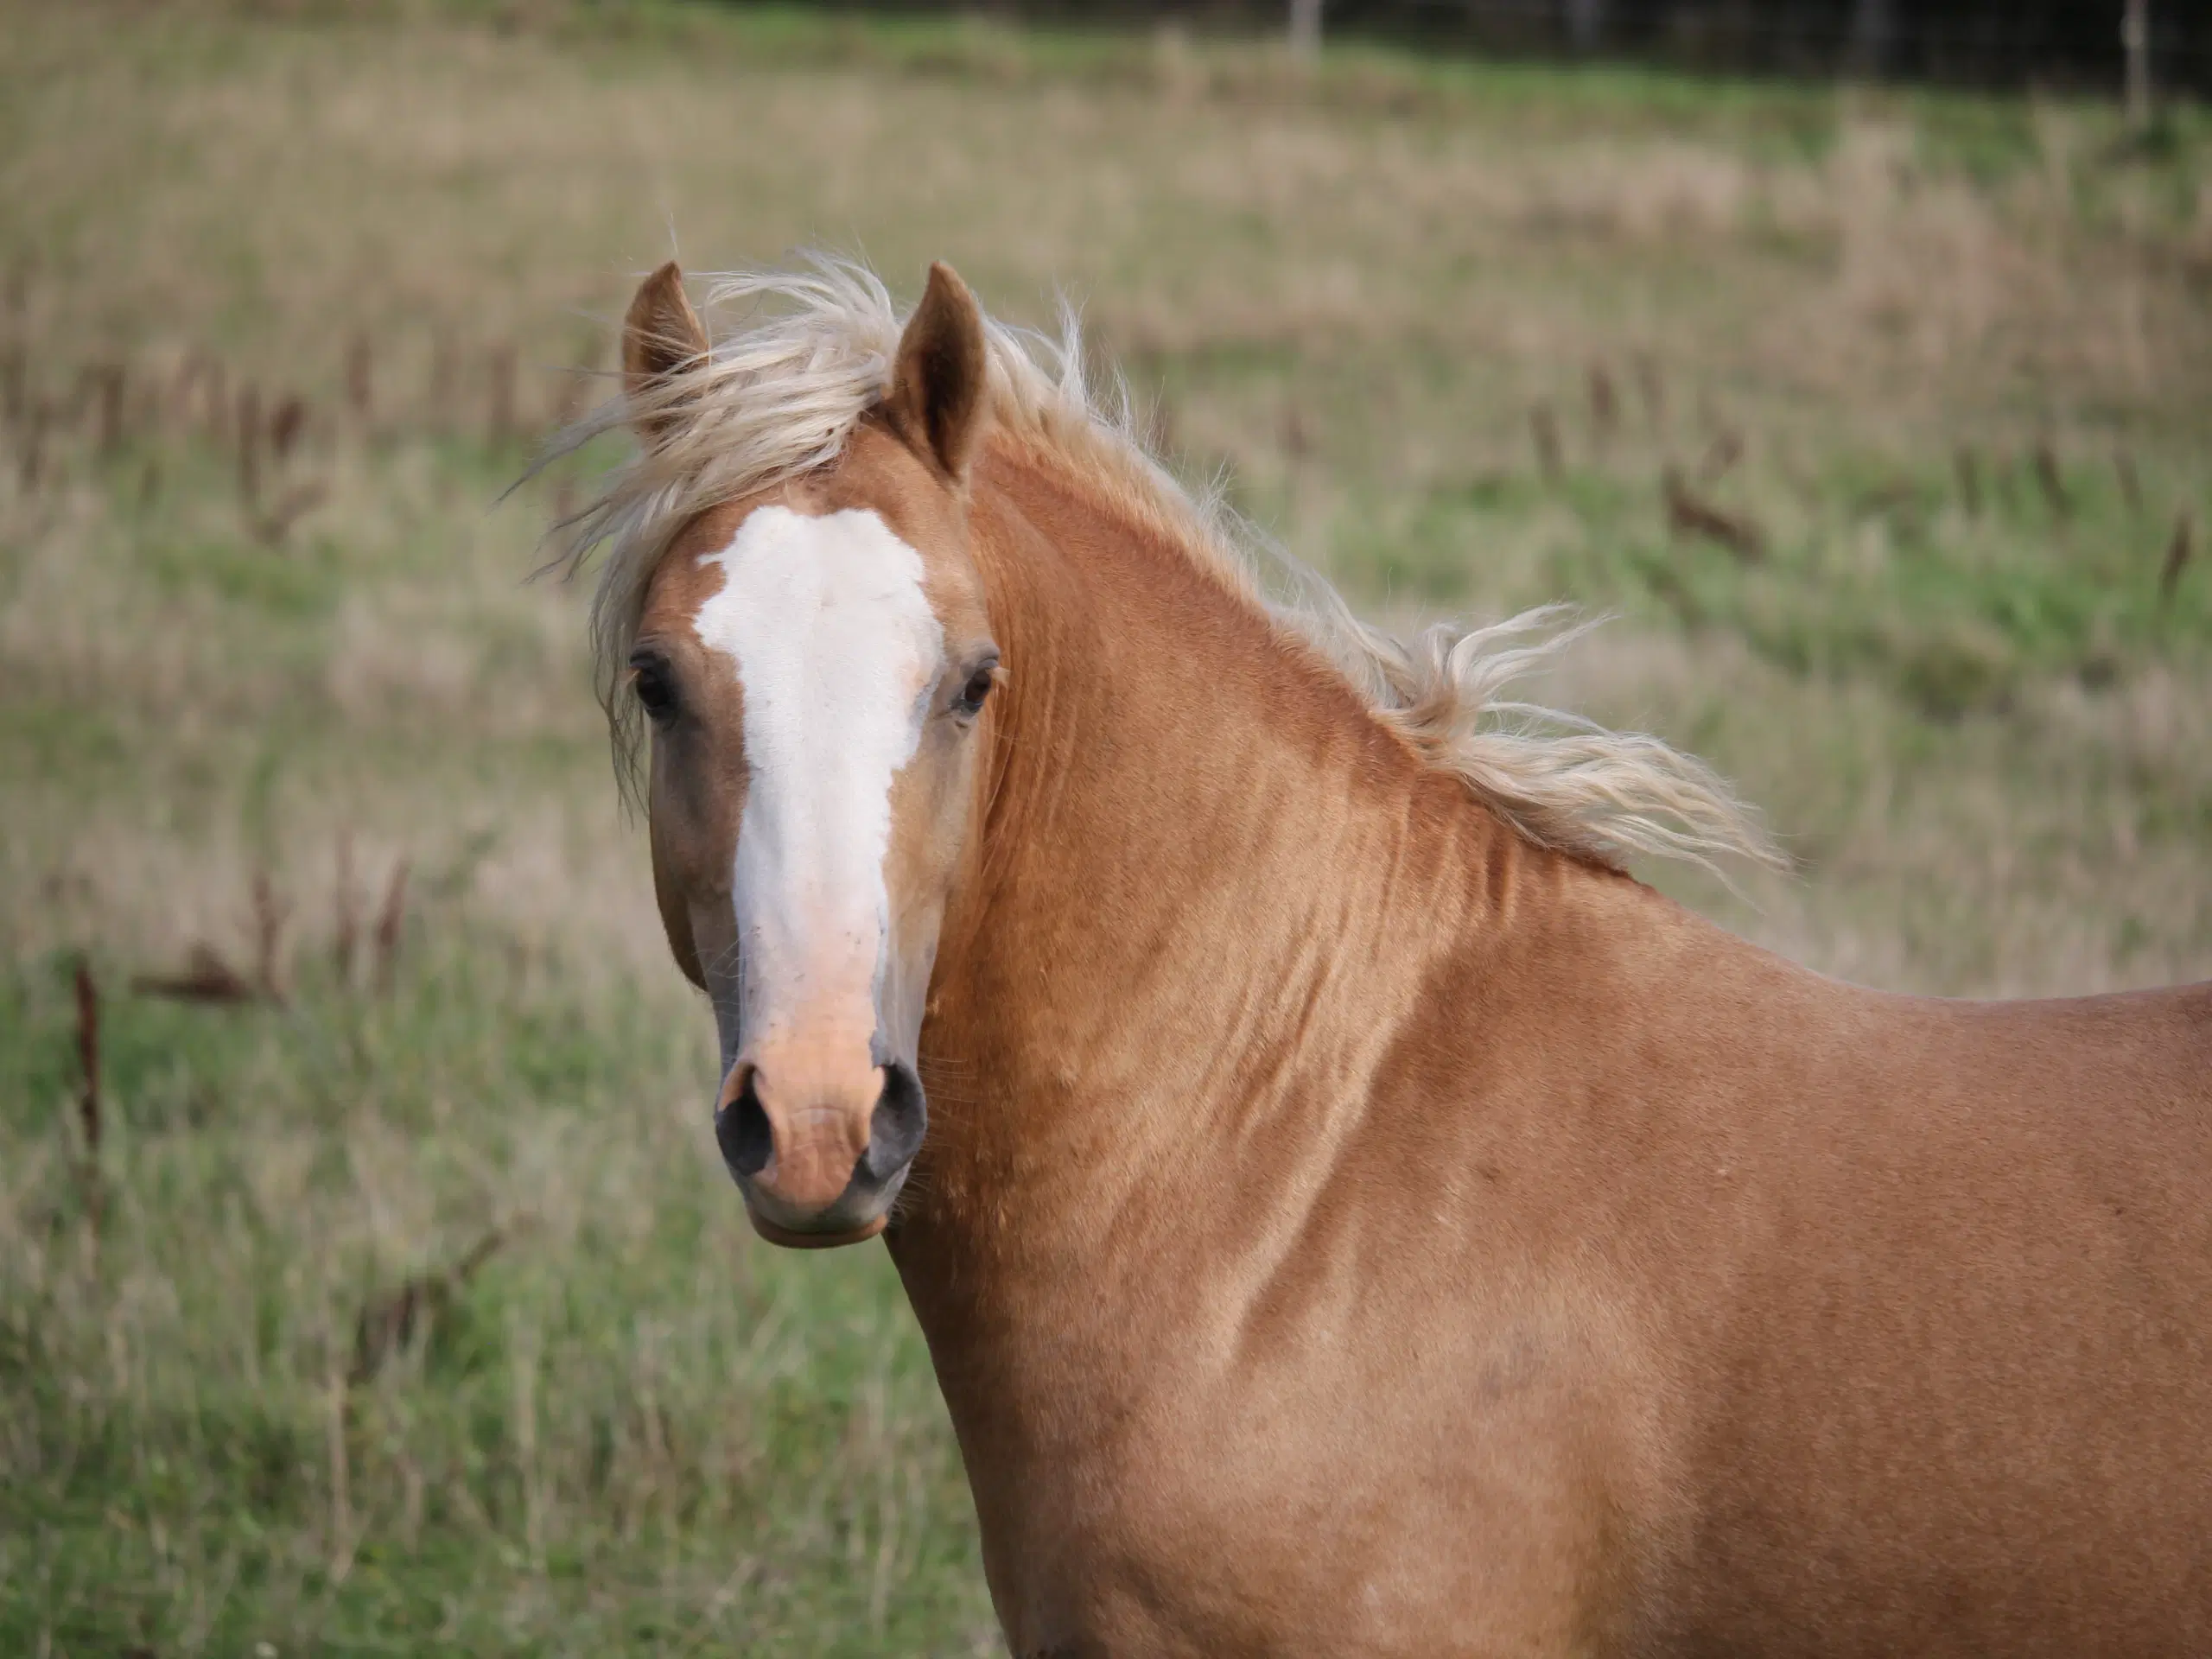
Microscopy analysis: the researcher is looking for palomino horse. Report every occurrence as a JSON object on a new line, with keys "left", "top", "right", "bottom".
{"left": 561, "top": 257, "right": 2211, "bottom": 1656}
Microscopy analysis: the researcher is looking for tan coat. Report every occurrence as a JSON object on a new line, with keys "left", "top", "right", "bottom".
{"left": 609, "top": 260, "right": 2212, "bottom": 1657}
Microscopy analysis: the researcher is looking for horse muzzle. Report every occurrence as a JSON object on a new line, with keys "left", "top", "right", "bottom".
{"left": 714, "top": 1053, "right": 926, "bottom": 1248}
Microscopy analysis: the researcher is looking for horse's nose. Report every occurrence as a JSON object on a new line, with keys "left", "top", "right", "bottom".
{"left": 714, "top": 1054, "right": 926, "bottom": 1234}
{"left": 860, "top": 1061, "right": 928, "bottom": 1179}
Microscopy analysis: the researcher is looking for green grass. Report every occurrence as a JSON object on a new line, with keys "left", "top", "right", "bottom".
{"left": 0, "top": 944, "right": 994, "bottom": 1657}
{"left": 1, "top": 1, "right": 2208, "bottom": 1652}
{"left": 1323, "top": 446, "right": 2206, "bottom": 718}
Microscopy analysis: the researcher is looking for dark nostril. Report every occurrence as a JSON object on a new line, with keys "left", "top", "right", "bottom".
{"left": 715, "top": 1065, "right": 773, "bottom": 1179}
{"left": 862, "top": 1061, "right": 928, "bottom": 1184}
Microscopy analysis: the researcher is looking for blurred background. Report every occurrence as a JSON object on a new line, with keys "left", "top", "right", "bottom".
{"left": 3, "top": 2, "right": 2206, "bottom": 1653}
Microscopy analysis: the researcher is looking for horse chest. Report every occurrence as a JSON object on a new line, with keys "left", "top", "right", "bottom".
{"left": 974, "top": 1351, "right": 1636, "bottom": 1658}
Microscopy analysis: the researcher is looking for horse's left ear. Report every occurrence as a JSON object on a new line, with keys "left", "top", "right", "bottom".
{"left": 885, "top": 262, "right": 988, "bottom": 483}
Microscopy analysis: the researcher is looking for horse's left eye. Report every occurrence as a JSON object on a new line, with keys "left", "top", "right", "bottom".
{"left": 954, "top": 663, "right": 998, "bottom": 716}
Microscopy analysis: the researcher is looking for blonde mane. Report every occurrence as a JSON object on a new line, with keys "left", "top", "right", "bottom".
{"left": 549, "top": 256, "right": 1778, "bottom": 874}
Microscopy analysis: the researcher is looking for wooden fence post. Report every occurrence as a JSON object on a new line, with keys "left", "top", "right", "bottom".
{"left": 1565, "top": 0, "right": 1607, "bottom": 53}
{"left": 2123, "top": 0, "right": 2153, "bottom": 128}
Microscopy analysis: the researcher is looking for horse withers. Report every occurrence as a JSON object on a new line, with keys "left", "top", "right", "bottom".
{"left": 558, "top": 255, "right": 2212, "bottom": 1656}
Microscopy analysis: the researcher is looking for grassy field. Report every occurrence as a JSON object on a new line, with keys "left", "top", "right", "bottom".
{"left": 2, "top": 3, "right": 2208, "bottom": 1652}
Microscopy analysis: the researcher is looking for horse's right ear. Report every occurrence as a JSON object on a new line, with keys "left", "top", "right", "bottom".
{"left": 622, "top": 262, "right": 709, "bottom": 447}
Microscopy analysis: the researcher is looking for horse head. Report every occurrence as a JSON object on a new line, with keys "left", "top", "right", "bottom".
{"left": 617, "top": 261, "right": 1001, "bottom": 1248}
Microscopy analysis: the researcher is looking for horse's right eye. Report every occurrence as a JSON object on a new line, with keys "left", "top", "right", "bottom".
{"left": 632, "top": 662, "right": 677, "bottom": 721}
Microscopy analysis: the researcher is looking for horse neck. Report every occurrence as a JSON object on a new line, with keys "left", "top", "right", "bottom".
{"left": 899, "top": 435, "right": 1566, "bottom": 1310}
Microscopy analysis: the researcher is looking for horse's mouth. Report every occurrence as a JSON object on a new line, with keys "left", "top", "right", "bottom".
{"left": 746, "top": 1209, "right": 889, "bottom": 1249}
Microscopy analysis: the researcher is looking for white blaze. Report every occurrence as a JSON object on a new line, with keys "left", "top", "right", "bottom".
{"left": 691, "top": 505, "right": 944, "bottom": 1052}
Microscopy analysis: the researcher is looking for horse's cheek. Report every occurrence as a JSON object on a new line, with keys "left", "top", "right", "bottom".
{"left": 650, "top": 811, "right": 709, "bottom": 991}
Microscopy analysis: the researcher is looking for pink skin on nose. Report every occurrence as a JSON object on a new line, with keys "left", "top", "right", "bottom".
{"left": 719, "top": 1034, "right": 881, "bottom": 1211}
